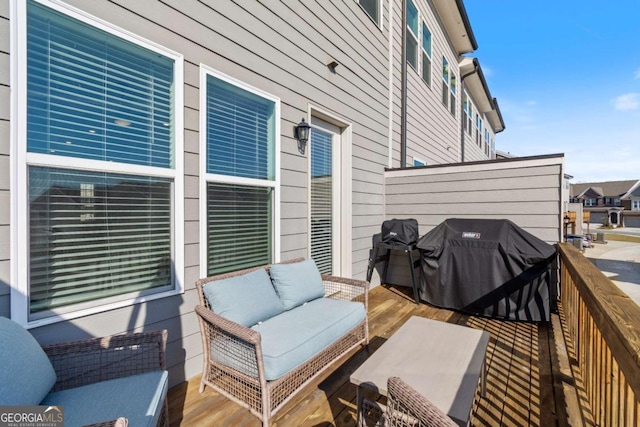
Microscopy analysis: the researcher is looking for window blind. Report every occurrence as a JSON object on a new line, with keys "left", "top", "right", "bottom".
{"left": 27, "top": 0, "right": 174, "bottom": 168}
{"left": 29, "top": 167, "right": 172, "bottom": 316}
{"left": 206, "top": 183, "right": 272, "bottom": 275}
{"left": 206, "top": 75, "right": 275, "bottom": 180}
{"left": 310, "top": 129, "right": 334, "bottom": 275}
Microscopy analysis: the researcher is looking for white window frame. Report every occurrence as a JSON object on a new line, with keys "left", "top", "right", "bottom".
{"left": 357, "top": 0, "right": 383, "bottom": 28}
{"left": 484, "top": 129, "right": 490, "bottom": 156}
{"left": 421, "top": 22, "right": 432, "bottom": 86}
{"left": 475, "top": 114, "right": 483, "bottom": 147}
{"left": 440, "top": 55, "right": 458, "bottom": 117}
{"left": 406, "top": 0, "right": 419, "bottom": 70}
{"left": 585, "top": 198, "right": 597, "bottom": 207}
{"left": 632, "top": 200, "right": 640, "bottom": 211}
{"left": 198, "top": 65, "right": 281, "bottom": 279}
{"left": 466, "top": 98, "right": 473, "bottom": 136}
{"left": 10, "top": 0, "right": 185, "bottom": 328}
{"left": 449, "top": 73, "right": 457, "bottom": 116}
{"left": 307, "top": 106, "right": 353, "bottom": 278}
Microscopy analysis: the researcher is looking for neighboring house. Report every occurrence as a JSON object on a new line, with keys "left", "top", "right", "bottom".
{"left": 0, "top": 0, "right": 511, "bottom": 388}
{"left": 570, "top": 180, "right": 640, "bottom": 227}
{"left": 495, "top": 150, "right": 516, "bottom": 160}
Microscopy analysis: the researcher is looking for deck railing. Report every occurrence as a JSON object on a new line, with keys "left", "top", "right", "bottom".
{"left": 559, "top": 242, "right": 640, "bottom": 426}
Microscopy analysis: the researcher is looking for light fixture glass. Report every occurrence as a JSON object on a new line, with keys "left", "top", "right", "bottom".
{"left": 295, "top": 118, "right": 311, "bottom": 154}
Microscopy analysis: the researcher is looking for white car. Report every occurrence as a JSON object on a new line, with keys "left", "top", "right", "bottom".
{"left": 566, "top": 234, "right": 591, "bottom": 248}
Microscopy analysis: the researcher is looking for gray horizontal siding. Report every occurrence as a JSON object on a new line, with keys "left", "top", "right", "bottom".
{"left": 0, "top": 52, "right": 8, "bottom": 89}
{"left": 464, "top": 133, "right": 486, "bottom": 162}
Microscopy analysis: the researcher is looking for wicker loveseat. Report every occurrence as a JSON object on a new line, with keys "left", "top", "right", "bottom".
{"left": 195, "top": 258, "right": 369, "bottom": 426}
{"left": 0, "top": 316, "right": 168, "bottom": 427}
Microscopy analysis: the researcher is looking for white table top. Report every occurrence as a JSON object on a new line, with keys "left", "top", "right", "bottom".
{"left": 350, "top": 316, "right": 490, "bottom": 425}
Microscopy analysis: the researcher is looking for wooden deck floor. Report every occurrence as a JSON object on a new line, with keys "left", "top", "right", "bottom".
{"left": 167, "top": 285, "right": 588, "bottom": 426}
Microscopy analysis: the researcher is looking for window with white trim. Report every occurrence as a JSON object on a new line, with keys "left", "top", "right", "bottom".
{"left": 406, "top": 0, "right": 419, "bottom": 69}
{"left": 484, "top": 129, "right": 490, "bottom": 156}
{"left": 449, "top": 73, "right": 457, "bottom": 116}
{"left": 441, "top": 57, "right": 449, "bottom": 106}
{"left": 632, "top": 200, "right": 640, "bottom": 211}
{"left": 16, "top": 0, "right": 183, "bottom": 323}
{"left": 413, "top": 158, "right": 426, "bottom": 167}
{"left": 442, "top": 57, "right": 456, "bottom": 115}
{"left": 358, "top": 0, "right": 380, "bottom": 26}
{"left": 465, "top": 98, "right": 473, "bottom": 136}
{"left": 475, "top": 114, "right": 483, "bottom": 147}
{"left": 421, "top": 23, "right": 432, "bottom": 85}
{"left": 201, "top": 68, "right": 279, "bottom": 276}
{"left": 585, "top": 198, "right": 597, "bottom": 207}
{"left": 462, "top": 93, "right": 468, "bottom": 131}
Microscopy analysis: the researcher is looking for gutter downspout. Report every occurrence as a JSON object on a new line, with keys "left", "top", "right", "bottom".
{"left": 459, "top": 61, "right": 479, "bottom": 163}
{"left": 400, "top": 0, "right": 407, "bottom": 168}
{"left": 387, "top": 0, "right": 395, "bottom": 168}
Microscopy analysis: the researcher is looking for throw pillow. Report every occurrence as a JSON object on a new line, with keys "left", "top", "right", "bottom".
{"left": 203, "top": 268, "right": 284, "bottom": 327}
{"left": 269, "top": 259, "right": 325, "bottom": 310}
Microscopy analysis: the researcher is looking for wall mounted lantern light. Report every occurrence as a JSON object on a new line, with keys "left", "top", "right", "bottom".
{"left": 294, "top": 118, "right": 311, "bottom": 154}
{"left": 563, "top": 214, "right": 570, "bottom": 241}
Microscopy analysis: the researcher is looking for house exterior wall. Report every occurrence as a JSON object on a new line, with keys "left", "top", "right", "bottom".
{"left": 462, "top": 90, "right": 495, "bottom": 162}
{"left": 2, "top": 0, "right": 390, "bottom": 387}
{"left": 1, "top": 0, "right": 509, "bottom": 390}
{"left": 390, "top": 0, "right": 461, "bottom": 168}
{"left": 380, "top": 155, "right": 564, "bottom": 287}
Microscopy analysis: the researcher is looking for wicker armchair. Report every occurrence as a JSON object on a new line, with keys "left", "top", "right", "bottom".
{"left": 0, "top": 315, "right": 168, "bottom": 426}
{"left": 195, "top": 258, "right": 369, "bottom": 426}
{"left": 42, "top": 330, "right": 169, "bottom": 427}
{"left": 360, "top": 377, "right": 458, "bottom": 427}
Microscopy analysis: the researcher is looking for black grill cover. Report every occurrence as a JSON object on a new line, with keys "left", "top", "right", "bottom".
{"left": 416, "top": 219, "right": 557, "bottom": 322}
{"left": 381, "top": 218, "right": 419, "bottom": 246}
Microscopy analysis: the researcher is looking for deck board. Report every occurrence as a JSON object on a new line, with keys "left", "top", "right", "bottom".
{"left": 168, "top": 285, "right": 586, "bottom": 426}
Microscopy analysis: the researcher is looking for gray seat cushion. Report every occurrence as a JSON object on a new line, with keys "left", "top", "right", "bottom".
{"left": 41, "top": 370, "right": 168, "bottom": 427}
{"left": 252, "top": 298, "right": 365, "bottom": 380}
{"left": 0, "top": 316, "right": 57, "bottom": 405}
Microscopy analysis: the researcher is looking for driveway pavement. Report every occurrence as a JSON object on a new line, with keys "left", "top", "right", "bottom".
{"left": 585, "top": 240, "right": 640, "bottom": 306}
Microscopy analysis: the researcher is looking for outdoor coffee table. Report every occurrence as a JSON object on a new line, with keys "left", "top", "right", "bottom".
{"left": 350, "top": 316, "right": 490, "bottom": 426}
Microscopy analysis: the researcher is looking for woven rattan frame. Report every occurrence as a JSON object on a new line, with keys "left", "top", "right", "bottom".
{"left": 360, "top": 377, "right": 458, "bottom": 427}
{"left": 41, "top": 330, "right": 169, "bottom": 427}
{"left": 195, "top": 258, "right": 369, "bottom": 426}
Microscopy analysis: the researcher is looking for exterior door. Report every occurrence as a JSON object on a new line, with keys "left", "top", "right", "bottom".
{"left": 309, "top": 120, "right": 342, "bottom": 275}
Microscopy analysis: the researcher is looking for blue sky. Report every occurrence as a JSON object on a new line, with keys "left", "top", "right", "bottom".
{"left": 464, "top": 1, "right": 640, "bottom": 183}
